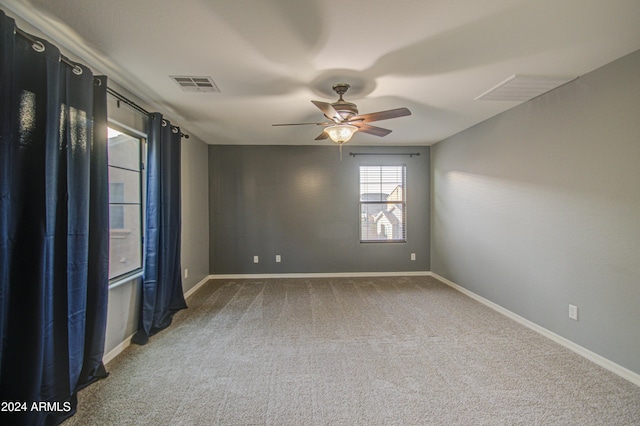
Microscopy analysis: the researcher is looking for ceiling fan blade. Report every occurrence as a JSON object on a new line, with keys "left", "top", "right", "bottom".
{"left": 354, "top": 123, "right": 392, "bottom": 137}
{"left": 314, "top": 131, "right": 329, "bottom": 140}
{"left": 349, "top": 107, "right": 411, "bottom": 123}
{"left": 311, "top": 100, "right": 342, "bottom": 122}
{"left": 272, "top": 122, "right": 330, "bottom": 126}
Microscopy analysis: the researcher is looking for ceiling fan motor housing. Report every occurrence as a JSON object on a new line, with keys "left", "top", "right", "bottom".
{"left": 331, "top": 83, "right": 358, "bottom": 120}
{"left": 332, "top": 101, "right": 358, "bottom": 120}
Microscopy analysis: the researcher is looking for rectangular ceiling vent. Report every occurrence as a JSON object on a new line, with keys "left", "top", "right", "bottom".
{"left": 475, "top": 75, "right": 576, "bottom": 102}
{"left": 170, "top": 75, "right": 220, "bottom": 93}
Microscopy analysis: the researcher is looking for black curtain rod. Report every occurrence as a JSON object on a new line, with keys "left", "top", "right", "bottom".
{"left": 349, "top": 152, "right": 420, "bottom": 158}
{"left": 15, "top": 26, "right": 190, "bottom": 139}
{"left": 106, "top": 87, "right": 149, "bottom": 116}
{"left": 106, "top": 88, "right": 189, "bottom": 139}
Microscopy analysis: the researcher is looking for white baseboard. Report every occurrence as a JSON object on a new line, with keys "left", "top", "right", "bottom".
{"left": 103, "top": 333, "right": 135, "bottom": 365}
{"left": 429, "top": 272, "right": 640, "bottom": 387}
{"left": 184, "top": 275, "right": 213, "bottom": 299}
{"left": 103, "top": 275, "right": 212, "bottom": 365}
{"left": 209, "top": 271, "right": 431, "bottom": 280}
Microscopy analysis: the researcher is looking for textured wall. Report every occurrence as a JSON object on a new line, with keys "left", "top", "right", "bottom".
{"left": 180, "top": 135, "right": 210, "bottom": 293}
{"left": 209, "top": 145, "right": 430, "bottom": 274}
{"left": 431, "top": 50, "right": 640, "bottom": 375}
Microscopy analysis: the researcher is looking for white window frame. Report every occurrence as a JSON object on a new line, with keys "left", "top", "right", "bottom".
{"left": 359, "top": 164, "right": 407, "bottom": 243}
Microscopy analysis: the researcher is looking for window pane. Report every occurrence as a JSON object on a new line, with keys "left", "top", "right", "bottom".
{"left": 108, "top": 167, "right": 141, "bottom": 203}
{"left": 108, "top": 204, "right": 142, "bottom": 279}
{"left": 108, "top": 131, "right": 140, "bottom": 171}
{"left": 108, "top": 126, "right": 143, "bottom": 281}
{"left": 359, "top": 165, "right": 406, "bottom": 242}
{"left": 360, "top": 203, "right": 405, "bottom": 241}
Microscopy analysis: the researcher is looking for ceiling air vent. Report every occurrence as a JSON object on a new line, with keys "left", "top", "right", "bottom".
{"left": 475, "top": 75, "right": 576, "bottom": 101}
{"left": 170, "top": 75, "right": 220, "bottom": 93}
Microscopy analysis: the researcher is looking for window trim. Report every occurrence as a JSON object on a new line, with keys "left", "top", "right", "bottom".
{"left": 359, "top": 163, "right": 407, "bottom": 243}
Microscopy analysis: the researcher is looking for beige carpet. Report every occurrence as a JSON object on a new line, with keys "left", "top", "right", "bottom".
{"left": 66, "top": 276, "right": 640, "bottom": 425}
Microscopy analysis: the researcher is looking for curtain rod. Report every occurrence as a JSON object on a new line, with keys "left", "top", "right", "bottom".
{"left": 15, "top": 26, "right": 190, "bottom": 140}
{"left": 106, "top": 87, "right": 149, "bottom": 116}
{"left": 349, "top": 152, "right": 420, "bottom": 158}
{"left": 106, "top": 88, "right": 189, "bottom": 139}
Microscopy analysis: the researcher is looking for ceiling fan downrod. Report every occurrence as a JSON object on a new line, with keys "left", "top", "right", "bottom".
{"left": 332, "top": 83, "right": 350, "bottom": 101}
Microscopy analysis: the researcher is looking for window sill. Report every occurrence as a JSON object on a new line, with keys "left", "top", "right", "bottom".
{"left": 109, "top": 270, "right": 144, "bottom": 289}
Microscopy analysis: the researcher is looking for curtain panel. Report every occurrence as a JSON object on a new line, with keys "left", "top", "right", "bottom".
{"left": 132, "top": 113, "right": 186, "bottom": 345}
{"left": 0, "top": 10, "right": 109, "bottom": 426}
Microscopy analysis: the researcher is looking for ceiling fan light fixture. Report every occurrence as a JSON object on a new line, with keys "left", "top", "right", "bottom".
{"left": 324, "top": 124, "right": 358, "bottom": 144}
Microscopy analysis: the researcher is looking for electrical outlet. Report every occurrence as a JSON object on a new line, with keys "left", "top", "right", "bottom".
{"left": 275, "top": 255, "right": 281, "bottom": 263}
{"left": 253, "top": 256, "right": 259, "bottom": 263}
{"left": 184, "top": 268, "right": 189, "bottom": 279}
{"left": 569, "top": 304, "right": 578, "bottom": 321}
{"left": 411, "top": 253, "right": 416, "bottom": 261}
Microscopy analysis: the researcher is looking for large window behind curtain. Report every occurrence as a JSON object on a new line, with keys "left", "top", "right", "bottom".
{"left": 359, "top": 165, "right": 407, "bottom": 242}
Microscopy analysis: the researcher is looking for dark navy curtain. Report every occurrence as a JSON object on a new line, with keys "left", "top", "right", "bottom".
{"left": 132, "top": 113, "right": 186, "bottom": 345}
{"left": 0, "top": 10, "right": 109, "bottom": 426}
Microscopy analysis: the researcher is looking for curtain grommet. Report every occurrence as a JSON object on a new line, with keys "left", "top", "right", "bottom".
{"left": 32, "top": 40, "right": 45, "bottom": 52}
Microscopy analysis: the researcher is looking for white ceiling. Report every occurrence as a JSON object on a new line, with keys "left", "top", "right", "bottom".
{"left": 3, "top": 0, "right": 640, "bottom": 146}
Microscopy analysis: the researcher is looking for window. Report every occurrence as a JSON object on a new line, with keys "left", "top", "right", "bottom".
{"left": 108, "top": 126, "right": 144, "bottom": 281}
{"left": 359, "top": 165, "right": 406, "bottom": 242}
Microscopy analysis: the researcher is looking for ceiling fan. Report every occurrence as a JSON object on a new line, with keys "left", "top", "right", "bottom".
{"left": 273, "top": 83, "right": 411, "bottom": 144}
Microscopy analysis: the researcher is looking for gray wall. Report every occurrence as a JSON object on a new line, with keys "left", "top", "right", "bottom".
{"left": 209, "top": 145, "right": 430, "bottom": 274}
{"left": 431, "top": 50, "right": 640, "bottom": 375}
{"left": 181, "top": 131, "right": 210, "bottom": 293}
